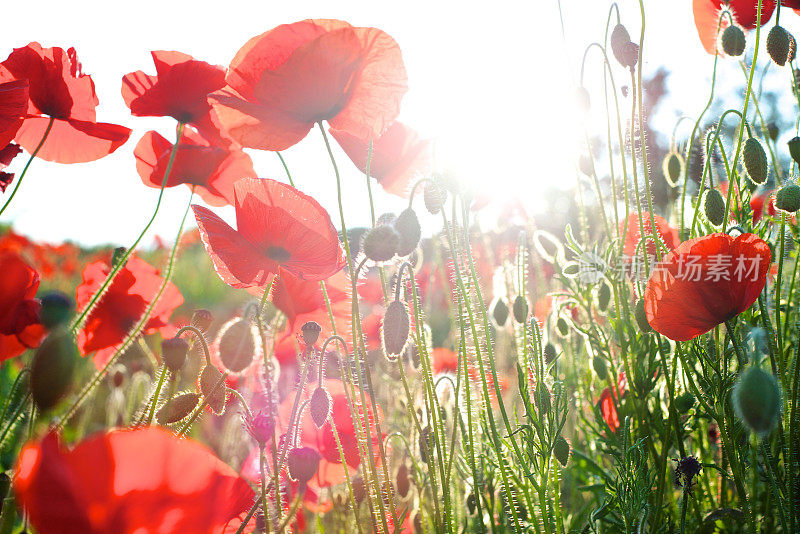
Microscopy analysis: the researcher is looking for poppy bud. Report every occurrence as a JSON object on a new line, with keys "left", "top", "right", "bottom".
{"left": 156, "top": 392, "right": 200, "bottom": 425}
{"left": 363, "top": 225, "right": 400, "bottom": 262}
{"left": 110, "top": 366, "right": 126, "bottom": 389}
{"left": 245, "top": 411, "right": 275, "bottom": 446}
{"left": 792, "top": 34, "right": 799, "bottom": 63}
{"left": 597, "top": 282, "right": 611, "bottom": 311}
{"left": 301, "top": 321, "right": 322, "bottom": 346}
{"left": 423, "top": 182, "right": 446, "bottom": 214}
{"left": 788, "top": 136, "right": 800, "bottom": 164}
{"left": 309, "top": 387, "right": 331, "bottom": 428}
{"left": 742, "top": 137, "right": 768, "bottom": 184}
{"left": 767, "top": 25, "right": 794, "bottom": 66}
{"left": 535, "top": 383, "right": 551, "bottom": 415}
{"left": 575, "top": 87, "right": 591, "bottom": 112}
{"left": 287, "top": 446, "right": 321, "bottom": 485}
{"left": 610, "top": 24, "right": 632, "bottom": 66}
{"left": 635, "top": 298, "right": 652, "bottom": 332}
{"left": 162, "top": 337, "right": 189, "bottom": 374}
{"left": 199, "top": 364, "right": 228, "bottom": 414}
{"left": 351, "top": 477, "right": 367, "bottom": 503}
{"left": 775, "top": 183, "right": 800, "bottom": 212}
{"left": 544, "top": 342, "right": 557, "bottom": 364}
{"left": 593, "top": 356, "right": 608, "bottom": 380}
{"left": 703, "top": 188, "right": 726, "bottom": 227}
{"left": 191, "top": 309, "right": 213, "bottom": 332}
{"left": 382, "top": 300, "right": 410, "bottom": 360}
{"left": 553, "top": 435, "right": 570, "bottom": 466}
{"left": 394, "top": 208, "right": 421, "bottom": 257}
{"left": 733, "top": 366, "right": 782, "bottom": 436}
{"left": 419, "top": 426, "right": 432, "bottom": 464}
{"left": 662, "top": 151, "right": 683, "bottom": 187}
{"left": 674, "top": 392, "right": 695, "bottom": 414}
{"left": 720, "top": 25, "right": 746, "bottom": 56}
{"left": 578, "top": 154, "right": 594, "bottom": 176}
{"left": 492, "top": 298, "right": 509, "bottom": 327}
{"left": 556, "top": 317, "right": 569, "bottom": 337}
{"left": 396, "top": 464, "right": 410, "bottom": 498}
{"left": 512, "top": 295, "right": 528, "bottom": 323}
{"left": 466, "top": 493, "right": 477, "bottom": 515}
{"left": 39, "top": 292, "right": 74, "bottom": 330}
{"left": 767, "top": 122, "right": 780, "bottom": 141}
{"left": 111, "top": 246, "right": 127, "bottom": 267}
{"left": 216, "top": 319, "right": 256, "bottom": 374}
{"left": 30, "top": 329, "right": 78, "bottom": 412}
{"left": 621, "top": 41, "right": 639, "bottom": 69}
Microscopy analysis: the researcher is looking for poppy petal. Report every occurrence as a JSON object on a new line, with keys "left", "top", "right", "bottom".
{"left": 0, "top": 79, "right": 28, "bottom": 147}
{"left": 15, "top": 117, "right": 131, "bottom": 164}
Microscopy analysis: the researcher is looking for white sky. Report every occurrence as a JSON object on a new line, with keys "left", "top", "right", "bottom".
{"left": 3, "top": 0, "right": 799, "bottom": 247}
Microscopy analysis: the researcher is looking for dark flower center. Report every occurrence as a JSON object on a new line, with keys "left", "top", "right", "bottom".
{"left": 266, "top": 246, "right": 291, "bottom": 263}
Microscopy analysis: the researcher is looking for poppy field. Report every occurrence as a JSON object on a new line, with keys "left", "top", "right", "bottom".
{"left": 3, "top": 1, "right": 800, "bottom": 532}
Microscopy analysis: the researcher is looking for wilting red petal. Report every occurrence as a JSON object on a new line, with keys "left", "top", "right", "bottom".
{"left": 0, "top": 79, "right": 28, "bottom": 147}
{"left": 330, "top": 122, "right": 431, "bottom": 198}
{"left": 15, "top": 428, "right": 254, "bottom": 534}
{"left": 0, "top": 251, "right": 44, "bottom": 361}
{"left": 15, "top": 117, "right": 130, "bottom": 164}
{"left": 644, "top": 233, "right": 770, "bottom": 341}
{"left": 693, "top": 0, "right": 776, "bottom": 54}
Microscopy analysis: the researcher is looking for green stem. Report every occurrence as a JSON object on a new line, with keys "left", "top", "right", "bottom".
{"left": 0, "top": 117, "right": 54, "bottom": 216}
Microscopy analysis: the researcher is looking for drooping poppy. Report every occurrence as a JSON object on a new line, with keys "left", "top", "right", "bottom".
{"left": 0, "top": 251, "right": 45, "bottom": 361}
{"left": 0, "top": 143, "right": 22, "bottom": 192}
{"left": 211, "top": 19, "right": 407, "bottom": 151}
{"left": 76, "top": 255, "right": 183, "bottom": 367}
{"left": 0, "top": 43, "right": 131, "bottom": 163}
{"left": 193, "top": 178, "right": 346, "bottom": 294}
{"left": 693, "top": 0, "right": 776, "bottom": 54}
{"left": 134, "top": 129, "right": 255, "bottom": 206}
{"left": 0, "top": 79, "right": 28, "bottom": 147}
{"left": 621, "top": 213, "right": 680, "bottom": 259}
{"left": 14, "top": 427, "right": 254, "bottom": 534}
{"left": 644, "top": 232, "right": 770, "bottom": 341}
{"left": 329, "top": 122, "right": 431, "bottom": 198}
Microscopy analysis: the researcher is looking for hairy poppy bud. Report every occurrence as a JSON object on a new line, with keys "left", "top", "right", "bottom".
{"left": 635, "top": 298, "right": 652, "bottom": 332}
{"left": 733, "top": 366, "right": 781, "bottom": 436}
{"left": 396, "top": 464, "right": 410, "bottom": 498}
{"left": 597, "top": 282, "right": 611, "bottom": 311}
{"left": 199, "top": 365, "right": 227, "bottom": 414}
{"left": 767, "top": 25, "right": 794, "bottom": 66}
{"left": 466, "top": 493, "right": 477, "bottom": 515}
{"left": 621, "top": 41, "right": 640, "bottom": 69}
{"left": 245, "top": 411, "right": 275, "bottom": 446}
{"left": 111, "top": 246, "right": 127, "bottom": 267}
{"left": 309, "top": 387, "right": 331, "bottom": 428}
{"left": 423, "top": 182, "right": 446, "bottom": 214}
{"left": 287, "top": 446, "right": 321, "bottom": 485}
{"left": 419, "top": 426, "right": 432, "bottom": 464}
{"left": 191, "top": 309, "right": 213, "bottom": 333}
{"left": 39, "top": 292, "right": 74, "bottom": 330}
{"left": 553, "top": 435, "right": 570, "bottom": 466}
{"left": 382, "top": 300, "right": 410, "bottom": 360}
{"left": 767, "top": 122, "right": 780, "bottom": 141}
{"left": 156, "top": 392, "right": 200, "bottom": 424}
{"left": 512, "top": 295, "right": 528, "bottom": 323}
{"left": 216, "top": 319, "right": 256, "bottom": 374}
{"left": 492, "top": 298, "right": 509, "bottom": 327}
{"left": 352, "top": 477, "right": 367, "bottom": 503}
{"left": 662, "top": 151, "right": 683, "bottom": 187}
{"left": 30, "top": 329, "right": 78, "bottom": 411}
{"left": 703, "top": 188, "right": 726, "bottom": 227}
{"left": 674, "top": 392, "right": 695, "bottom": 414}
{"left": 301, "top": 321, "right": 322, "bottom": 346}
{"left": 544, "top": 342, "right": 557, "bottom": 364}
{"left": 556, "top": 317, "right": 569, "bottom": 337}
{"left": 394, "top": 208, "right": 421, "bottom": 257}
{"left": 593, "top": 356, "right": 608, "bottom": 380}
{"left": 363, "top": 225, "right": 399, "bottom": 262}
{"left": 535, "top": 383, "right": 551, "bottom": 415}
{"left": 742, "top": 137, "right": 768, "bottom": 184}
{"left": 720, "top": 24, "right": 746, "bottom": 56}
{"left": 776, "top": 183, "right": 800, "bottom": 212}
{"left": 788, "top": 136, "right": 800, "bottom": 164}
{"left": 610, "top": 24, "right": 632, "bottom": 66}
{"left": 162, "top": 337, "right": 189, "bottom": 374}
{"left": 575, "top": 86, "right": 590, "bottom": 112}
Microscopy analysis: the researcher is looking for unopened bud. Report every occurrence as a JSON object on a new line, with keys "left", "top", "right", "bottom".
{"left": 704, "top": 188, "right": 726, "bottom": 227}
{"left": 199, "top": 365, "right": 227, "bottom": 414}
{"left": 423, "top": 181, "right": 446, "bottom": 214}
{"left": 156, "top": 392, "right": 200, "bottom": 424}
{"left": 556, "top": 317, "right": 569, "bottom": 337}
{"left": 396, "top": 464, "right": 410, "bottom": 498}
{"left": 789, "top": 137, "right": 800, "bottom": 165}
{"left": 111, "top": 247, "right": 127, "bottom": 267}
{"left": 39, "top": 292, "right": 74, "bottom": 330}
{"left": 662, "top": 151, "right": 683, "bottom": 187}
{"left": 743, "top": 137, "right": 768, "bottom": 184}
{"left": 382, "top": 300, "right": 410, "bottom": 360}
{"left": 309, "top": 387, "right": 331, "bottom": 428}
{"left": 216, "top": 319, "right": 256, "bottom": 374}
{"left": 635, "top": 298, "right": 652, "bottom": 333}
{"left": 394, "top": 208, "right": 421, "bottom": 257}
{"left": 287, "top": 446, "right": 321, "bottom": 485}
{"left": 544, "top": 342, "right": 557, "bottom": 364}
{"left": 245, "top": 411, "right": 275, "bottom": 446}
{"left": 191, "top": 309, "right": 213, "bottom": 332}
{"left": 593, "top": 356, "right": 608, "bottom": 380}
{"left": 492, "top": 298, "right": 509, "bottom": 327}
{"left": 733, "top": 366, "right": 781, "bottom": 436}
{"left": 553, "top": 435, "right": 570, "bottom": 466}
{"left": 162, "top": 337, "right": 189, "bottom": 374}
{"left": 720, "top": 25, "right": 746, "bottom": 56}
{"left": 512, "top": 295, "right": 528, "bottom": 323}
{"left": 535, "top": 383, "right": 551, "bottom": 415}
{"left": 30, "top": 329, "right": 78, "bottom": 411}
{"left": 610, "top": 24, "right": 632, "bottom": 66}
{"left": 301, "top": 321, "right": 322, "bottom": 346}
{"left": 776, "top": 182, "right": 800, "bottom": 212}
{"left": 767, "top": 25, "right": 794, "bottom": 66}
{"left": 597, "top": 281, "right": 611, "bottom": 311}
{"left": 363, "top": 225, "right": 399, "bottom": 262}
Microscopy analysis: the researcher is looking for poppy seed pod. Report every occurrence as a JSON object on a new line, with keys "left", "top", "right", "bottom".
{"left": 191, "top": 309, "right": 213, "bottom": 333}
{"left": 382, "top": 300, "right": 410, "bottom": 359}
{"left": 733, "top": 366, "right": 782, "bottom": 436}
{"left": 767, "top": 25, "right": 794, "bottom": 66}
{"left": 610, "top": 24, "right": 632, "bottom": 66}
{"left": 512, "top": 295, "right": 529, "bottom": 323}
{"left": 742, "top": 137, "right": 768, "bottom": 184}
{"left": 394, "top": 208, "right": 421, "bottom": 256}
{"left": 553, "top": 435, "right": 570, "bottom": 467}
{"left": 635, "top": 298, "right": 652, "bottom": 333}
{"left": 309, "top": 387, "right": 331, "bottom": 428}
{"left": 156, "top": 392, "right": 200, "bottom": 425}
{"left": 162, "top": 337, "right": 189, "bottom": 374}
{"left": 593, "top": 356, "right": 608, "bottom": 380}
{"left": 788, "top": 137, "right": 800, "bottom": 164}
{"left": 216, "top": 319, "right": 256, "bottom": 374}
{"left": 703, "top": 188, "right": 726, "bottom": 227}
{"left": 776, "top": 183, "right": 800, "bottom": 212}
{"left": 30, "top": 329, "right": 78, "bottom": 412}
{"left": 363, "top": 225, "right": 400, "bottom": 262}
{"left": 39, "top": 292, "right": 74, "bottom": 330}
{"left": 199, "top": 365, "right": 227, "bottom": 414}
{"left": 301, "top": 321, "right": 322, "bottom": 346}
{"left": 287, "top": 446, "right": 321, "bottom": 485}
{"left": 492, "top": 298, "right": 509, "bottom": 327}
{"left": 597, "top": 282, "right": 611, "bottom": 311}
{"left": 720, "top": 25, "right": 746, "bottom": 56}
{"left": 674, "top": 392, "right": 696, "bottom": 414}
{"left": 662, "top": 151, "right": 683, "bottom": 187}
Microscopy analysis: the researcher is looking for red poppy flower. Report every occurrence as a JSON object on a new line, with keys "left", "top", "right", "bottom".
{"left": 693, "top": 0, "right": 776, "bottom": 54}
{"left": 432, "top": 347, "right": 458, "bottom": 374}
{"left": 0, "top": 43, "right": 131, "bottom": 163}
{"left": 0, "top": 142, "right": 22, "bottom": 192}
{"left": 0, "top": 252, "right": 45, "bottom": 361}
{"left": 750, "top": 191, "right": 776, "bottom": 222}
{"left": 599, "top": 373, "right": 627, "bottom": 433}
{"left": 134, "top": 129, "right": 255, "bottom": 206}
{"left": 76, "top": 255, "right": 183, "bottom": 367}
{"left": 14, "top": 427, "right": 254, "bottom": 534}
{"left": 329, "top": 122, "right": 431, "bottom": 198}
{"left": 621, "top": 213, "right": 680, "bottom": 259}
{"left": 644, "top": 233, "right": 770, "bottom": 341}
{"left": 193, "top": 178, "right": 346, "bottom": 293}
{"left": 0, "top": 79, "right": 28, "bottom": 147}
{"left": 211, "top": 19, "right": 407, "bottom": 151}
